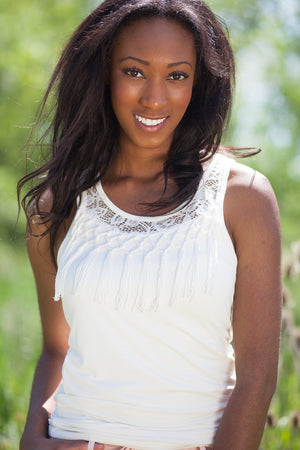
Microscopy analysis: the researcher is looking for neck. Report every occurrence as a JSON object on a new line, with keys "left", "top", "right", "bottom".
{"left": 109, "top": 150, "right": 170, "bottom": 184}
{"left": 109, "top": 128, "right": 173, "bottom": 180}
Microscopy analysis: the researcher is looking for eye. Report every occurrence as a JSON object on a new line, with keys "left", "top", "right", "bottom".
{"left": 122, "top": 67, "right": 144, "bottom": 78}
{"left": 168, "top": 71, "right": 189, "bottom": 81}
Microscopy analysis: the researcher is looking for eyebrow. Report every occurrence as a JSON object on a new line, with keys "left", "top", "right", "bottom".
{"left": 168, "top": 61, "right": 192, "bottom": 69}
{"left": 120, "top": 56, "right": 150, "bottom": 65}
{"left": 120, "top": 56, "right": 192, "bottom": 68}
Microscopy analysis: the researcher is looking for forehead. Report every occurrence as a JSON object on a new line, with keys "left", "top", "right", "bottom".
{"left": 112, "top": 17, "right": 196, "bottom": 64}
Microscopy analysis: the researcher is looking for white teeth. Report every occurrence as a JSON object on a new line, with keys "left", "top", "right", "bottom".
{"left": 135, "top": 115, "right": 166, "bottom": 126}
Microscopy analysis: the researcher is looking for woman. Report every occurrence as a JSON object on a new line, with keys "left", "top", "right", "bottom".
{"left": 18, "top": 0, "right": 282, "bottom": 449}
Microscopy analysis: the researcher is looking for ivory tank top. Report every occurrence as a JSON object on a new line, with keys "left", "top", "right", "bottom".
{"left": 49, "top": 153, "right": 237, "bottom": 449}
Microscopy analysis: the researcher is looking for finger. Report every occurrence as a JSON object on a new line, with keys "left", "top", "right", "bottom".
{"left": 49, "top": 438, "right": 93, "bottom": 449}
{"left": 84, "top": 443, "right": 105, "bottom": 450}
{"left": 90, "top": 443, "right": 105, "bottom": 450}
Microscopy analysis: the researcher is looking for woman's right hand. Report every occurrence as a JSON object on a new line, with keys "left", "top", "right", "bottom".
{"left": 20, "top": 436, "right": 105, "bottom": 450}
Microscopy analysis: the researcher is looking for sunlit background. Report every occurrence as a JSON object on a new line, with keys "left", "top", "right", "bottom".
{"left": 0, "top": 1, "right": 299, "bottom": 448}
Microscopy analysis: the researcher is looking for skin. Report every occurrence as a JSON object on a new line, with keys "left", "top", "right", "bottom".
{"left": 103, "top": 18, "right": 196, "bottom": 214}
{"left": 20, "top": 17, "right": 282, "bottom": 450}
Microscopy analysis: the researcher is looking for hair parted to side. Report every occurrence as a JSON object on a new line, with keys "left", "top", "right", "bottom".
{"left": 18, "top": 0, "right": 236, "bottom": 265}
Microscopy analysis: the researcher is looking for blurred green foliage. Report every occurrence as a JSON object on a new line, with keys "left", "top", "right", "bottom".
{"left": 211, "top": 0, "right": 300, "bottom": 244}
{"left": 0, "top": 0, "right": 300, "bottom": 448}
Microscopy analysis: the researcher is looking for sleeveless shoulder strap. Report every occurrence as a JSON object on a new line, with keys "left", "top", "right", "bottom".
{"left": 197, "top": 153, "right": 235, "bottom": 294}
{"left": 200, "top": 153, "right": 234, "bottom": 210}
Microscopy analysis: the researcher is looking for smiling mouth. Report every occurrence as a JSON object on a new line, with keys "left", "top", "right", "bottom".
{"left": 134, "top": 114, "right": 167, "bottom": 127}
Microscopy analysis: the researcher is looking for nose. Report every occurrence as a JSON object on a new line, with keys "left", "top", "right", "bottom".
{"left": 139, "top": 78, "right": 167, "bottom": 110}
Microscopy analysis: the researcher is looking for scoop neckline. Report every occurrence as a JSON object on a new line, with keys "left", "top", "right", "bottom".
{"left": 95, "top": 153, "right": 220, "bottom": 222}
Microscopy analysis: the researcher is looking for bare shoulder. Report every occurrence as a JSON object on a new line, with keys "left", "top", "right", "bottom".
{"left": 26, "top": 189, "right": 54, "bottom": 273}
{"left": 227, "top": 161, "right": 277, "bottom": 205}
{"left": 27, "top": 187, "right": 54, "bottom": 235}
{"left": 224, "top": 161, "right": 281, "bottom": 251}
{"left": 38, "top": 187, "right": 54, "bottom": 211}
{"left": 28, "top": 187, "right": 76, "bottom": 260}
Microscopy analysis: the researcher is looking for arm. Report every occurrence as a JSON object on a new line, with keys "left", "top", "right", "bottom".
{"left": 20, "top": 198, "right": 102, "bottom": 450}
{"left": 213, "top": 166, "right": 282, "bottom": 450}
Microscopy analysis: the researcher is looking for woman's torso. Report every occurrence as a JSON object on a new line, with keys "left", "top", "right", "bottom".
{"left": 49, "top": 153, "right": 237, "bottom": 449}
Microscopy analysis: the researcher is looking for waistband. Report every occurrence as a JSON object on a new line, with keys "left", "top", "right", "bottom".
{"left": 88, "top": 443, "right": 211, "bottom": 450}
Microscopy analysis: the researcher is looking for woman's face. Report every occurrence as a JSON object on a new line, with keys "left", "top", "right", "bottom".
{"left": 110, "top": 17, "right": 196, "bottom": 156}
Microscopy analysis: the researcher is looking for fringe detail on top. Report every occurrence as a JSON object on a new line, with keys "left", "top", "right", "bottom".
{"left": 53, "top": 154, "right": 235, "bottom": 310}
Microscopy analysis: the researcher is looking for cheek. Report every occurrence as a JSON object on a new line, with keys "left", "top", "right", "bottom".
{"left": 110, "top": 76, "right": 139, "bottom": 111}
{"left": 170, "top": 85, "right": 194, "bottom": 115}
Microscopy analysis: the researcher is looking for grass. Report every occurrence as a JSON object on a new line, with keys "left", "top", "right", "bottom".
{"left": 0, "top": 239, "right": 300, "bottom": 449}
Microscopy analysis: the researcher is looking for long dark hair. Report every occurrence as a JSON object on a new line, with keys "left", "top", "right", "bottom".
{"left": 18, "top": 0, "right": 236, "bottom": 264}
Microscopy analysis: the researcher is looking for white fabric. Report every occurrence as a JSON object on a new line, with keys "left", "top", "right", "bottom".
{"left": 49, "top": 153, "right": 237, "bottom": 449}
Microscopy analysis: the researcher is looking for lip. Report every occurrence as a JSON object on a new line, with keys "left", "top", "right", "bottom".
{"left": 133, "top": 114, "right": 168, "bottom": 133}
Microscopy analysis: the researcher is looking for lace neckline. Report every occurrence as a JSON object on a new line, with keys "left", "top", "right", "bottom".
{"left": 96, "top": 181, "right": 186, "bottom": 222}
{"left": 95, "top": 154, "right": 218, "bottom": 223}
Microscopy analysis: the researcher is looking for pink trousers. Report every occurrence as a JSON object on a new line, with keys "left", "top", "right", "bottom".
{"left": 89, "top": 444, "right": 210, "bottom": 450}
